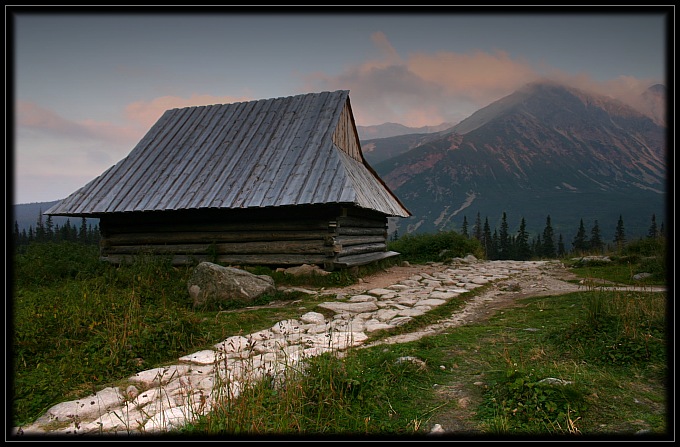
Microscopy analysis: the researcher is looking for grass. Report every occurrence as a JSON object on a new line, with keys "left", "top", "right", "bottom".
{"left": 564, "top": 237, "right": 667, "bottom": 287}
{"left": 9, "top": 237, "right": 669, "bottom": 439}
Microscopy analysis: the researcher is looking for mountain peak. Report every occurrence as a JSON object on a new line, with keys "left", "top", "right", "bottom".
{"left": 369, "top": 81, "right": 666, "bottom": 241}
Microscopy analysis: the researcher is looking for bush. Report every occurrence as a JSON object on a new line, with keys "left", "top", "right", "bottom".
{"left": 621, "top": 237, "right": 666, "bottom": 258}
{"left": 12, "top": 241, "right": 103, "bottom": 287}
{"left": 388, "top": 231, "right": 484, "bottom": 264}
{"left": 481, "top": 369, "right": 587, "bottom": 434}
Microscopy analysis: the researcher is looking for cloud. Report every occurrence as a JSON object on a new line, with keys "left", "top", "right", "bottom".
{"left": 124, "top": 94, "right": 252, "bottom": 130}
{"left": 14, "top": 95, "right": 252, "bottom": 203}
{"left": 408, "top": 49, "right": 537, "bottom": 103}
{"left": 17, "top": 93, "right": 255, "bottom": 147}
{"left": 303, "top": 32, "right": 660, "bottom": 127}
{"left": 16, "top": 101, "right": 142, "bottom": 144}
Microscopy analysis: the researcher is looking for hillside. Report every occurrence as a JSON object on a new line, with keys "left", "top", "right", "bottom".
{"left": 12, "top": 201, "right": 99, "bottom": 234}
{"left": 371, "top": 81, "right": 666, "bottom": 242}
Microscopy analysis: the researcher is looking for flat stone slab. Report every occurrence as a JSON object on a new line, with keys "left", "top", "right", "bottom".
{"left": 317, "top": 301, "right": 379, "bottom": 314}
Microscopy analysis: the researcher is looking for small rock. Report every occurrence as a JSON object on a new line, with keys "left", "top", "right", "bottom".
{"left": 429, "top": 423, "right": 445, "bottom": 434}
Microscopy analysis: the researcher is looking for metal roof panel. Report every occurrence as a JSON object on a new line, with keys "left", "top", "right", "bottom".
{"left": 45, "top": 90, "right": 410, "bottom": 218}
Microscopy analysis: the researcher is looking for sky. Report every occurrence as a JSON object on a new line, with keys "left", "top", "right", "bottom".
{"left": 7, "top": 7, "right": 671, "bottom": 205}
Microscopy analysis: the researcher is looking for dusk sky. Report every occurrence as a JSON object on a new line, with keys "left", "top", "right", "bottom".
{"left": 8, "top": 8, "right": 670, "bottom": 204}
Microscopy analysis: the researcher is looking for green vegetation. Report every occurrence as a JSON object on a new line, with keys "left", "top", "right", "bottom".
{"left": 10, "top": 242, "right": 387, "bottom": 427}
{"left": 10, "top": 229, "right": 668, "bottom": 437}
{"left": 565, "top": 237, "right": 667, "bottom": 286}
{"left": 387, "top": 230, "right": 484, "bottom": 263}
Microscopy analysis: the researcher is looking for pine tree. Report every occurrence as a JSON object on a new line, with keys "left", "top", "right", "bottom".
{"left": 13, "top": 221, "right": 20, "bottom": 246}
{"left": 90, "top": 223, "right": 101, "bottom": 245}
{"left": 532, "top": 234, "right": 542, "bottom": 258}
{"left": 491, "top": 229, "right": 500, "bottom": 260}
{"left": 61, "top": 219, "right": 76, "bottom": 241}
{"left": 473, "top": 212, "right": 482, "bottom": 241}
{"left": 542, "top": 215, "right": 556, "bottom": 258}
{"left": 45, "top": 215, "right": 55, "bottom": 240}
{"left": 498, "top": 212, "right": 510, "bottom": 260}
{"left": 557, "top": 234, "right": 566, "bottom": 258}
{"left": 482, "top": 217, "right": 492, "bottom": 259}
{"left": 80, "top": 217, "right": 89, "bottom": 243}
{"left": 35, "top": 210, "right": 46, "bottom": 242}
{"left": 647, "top": 214, "right": 658, "bottom": 238}
{"left": 614, "top": 215, "right": 626, "bottom": 251}
{"left": 572, "top": 219, "right": 589, "bottom": 254}
{"left": 515, "top": 217, "right": 531, "bottom": 261}
{"left": 589, "top": 220, "right": 603, "bottom": 254}
{"left": 461, "top": 216, "right": 469, "bottom": 238}
{"left": 508, "top": 234, "right": 517, "bottom": 260}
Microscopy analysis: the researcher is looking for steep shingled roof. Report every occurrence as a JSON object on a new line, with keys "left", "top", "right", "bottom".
{"left": 46, "top": 90, "right": 410, "bottom": 218}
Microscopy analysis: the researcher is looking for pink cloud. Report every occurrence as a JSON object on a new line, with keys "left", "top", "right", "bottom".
{"left": 124, "top": 94, "right": 253, "bottom": 130}
{"left": 16, "top": 101, "right": 142, "bottom": 144}
{"left": 407, "top": 49, "right": 537, "bottom": 103}
{"left": 16, "top": 94, "right": 255, "bottom": 148}
{"left": 303, "top": 33, "right": 661, "bottom": 127}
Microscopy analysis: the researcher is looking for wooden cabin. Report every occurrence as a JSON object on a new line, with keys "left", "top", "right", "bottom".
{"left": 45, "top": 90, "right": 410, "bottom": 270}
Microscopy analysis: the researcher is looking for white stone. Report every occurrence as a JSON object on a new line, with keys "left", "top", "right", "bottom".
{"left": 271, "top": 319, "right": 302, "bottom": 334}
{"left": 397, "top": 307, "right": 429, "bottom": 317}
{"left": 428, "top": 291, "right": 458, "bottom": 300}
{"left": 317, "top": 301, "right": 379, "bottom": 313}
{"left": 348, "top": 294, "right": 378, "bottom": 302}
{"left": 179, "top": 350, "right": 217, "bottom": 365}
{"left": 214, "top": 335, "right": 252, "bottom": 353}
{"left": 364, "top": 321, "right": 395, "bottom": 332}
{"left": 418, "top": 298, "right": 447, "bottom": 307}
{"left": 300, "top": 311, "right": 326, "bottom": 325}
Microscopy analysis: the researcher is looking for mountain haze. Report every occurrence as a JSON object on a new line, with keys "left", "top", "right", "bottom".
{"left": 357, "top": 122, "right": 454, "bottom": 141}
{"left": 370, "top": 81, "right": 666, "bottom": 242}
{"left": 12, "top": 201, "right": 100, "bottom": 234}
{"left": 639, "top": 83, "right": 666, "bottom": 127}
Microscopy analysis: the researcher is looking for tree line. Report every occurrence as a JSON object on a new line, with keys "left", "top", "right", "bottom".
{"left": 391, "top": 212, "right": 665, "bottom": 261}
{"left": 457, "top": 212, "right": 664, "bottom": 260}
{"left": 12, "top": 210, "right": 101, "bottom": 248}
{"left": 14, "top": 209, "right": 665, "bottom": 262}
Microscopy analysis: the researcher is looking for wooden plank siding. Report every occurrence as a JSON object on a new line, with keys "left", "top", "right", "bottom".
{"left": 98, "top": 205, "right": 397, "bottom": 270}
{"left": 332, "top": 101, "right": 362, "bottom": 161}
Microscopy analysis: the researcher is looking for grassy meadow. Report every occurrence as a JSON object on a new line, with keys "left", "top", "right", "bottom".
{"left": 10, "top": 234, "right": 668, "bottom": 438}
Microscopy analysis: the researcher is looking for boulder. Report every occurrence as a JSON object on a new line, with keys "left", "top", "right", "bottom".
{"left": 280, "top": 264, "right": 331, "bottom": 276}
{"left": 187, "top": 262, "right": 276, "bottom": 308}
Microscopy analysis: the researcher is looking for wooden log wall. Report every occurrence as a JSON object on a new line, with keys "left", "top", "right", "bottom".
{"left": 98, "top": 206, "right": 397, "bottom": 269}
{"left": 324, "top": 211, "right": 394, "bottom": 270}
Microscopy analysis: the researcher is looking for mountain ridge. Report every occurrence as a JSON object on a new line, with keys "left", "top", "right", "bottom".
{"left": 369, "top": 81, "right": 666, "bottom": 242}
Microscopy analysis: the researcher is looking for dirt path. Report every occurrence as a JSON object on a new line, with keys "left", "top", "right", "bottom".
{"left": 333, "top": 261, "right": 665, "bottom": 340}
{"left": 347, "top": 260, "right": 585, "bottom": 347}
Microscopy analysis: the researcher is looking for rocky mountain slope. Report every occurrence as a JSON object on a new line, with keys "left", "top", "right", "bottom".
{"left": 365, "top": 81, "right": 666, "bottom": 242}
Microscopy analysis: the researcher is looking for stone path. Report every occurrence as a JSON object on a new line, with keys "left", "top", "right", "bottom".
{"left": 10, "top": 259, "right": 581, "bottom": 437}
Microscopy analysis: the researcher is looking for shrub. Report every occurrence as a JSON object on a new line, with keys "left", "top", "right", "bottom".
{"left": 481, "top": 369, "right": 587, "bottom": 434}
{"left": 12, "top": 241, "right": 103, "bottom": 287}
{"left": 388, "top": 231, "right": 484, "bottom": 264}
